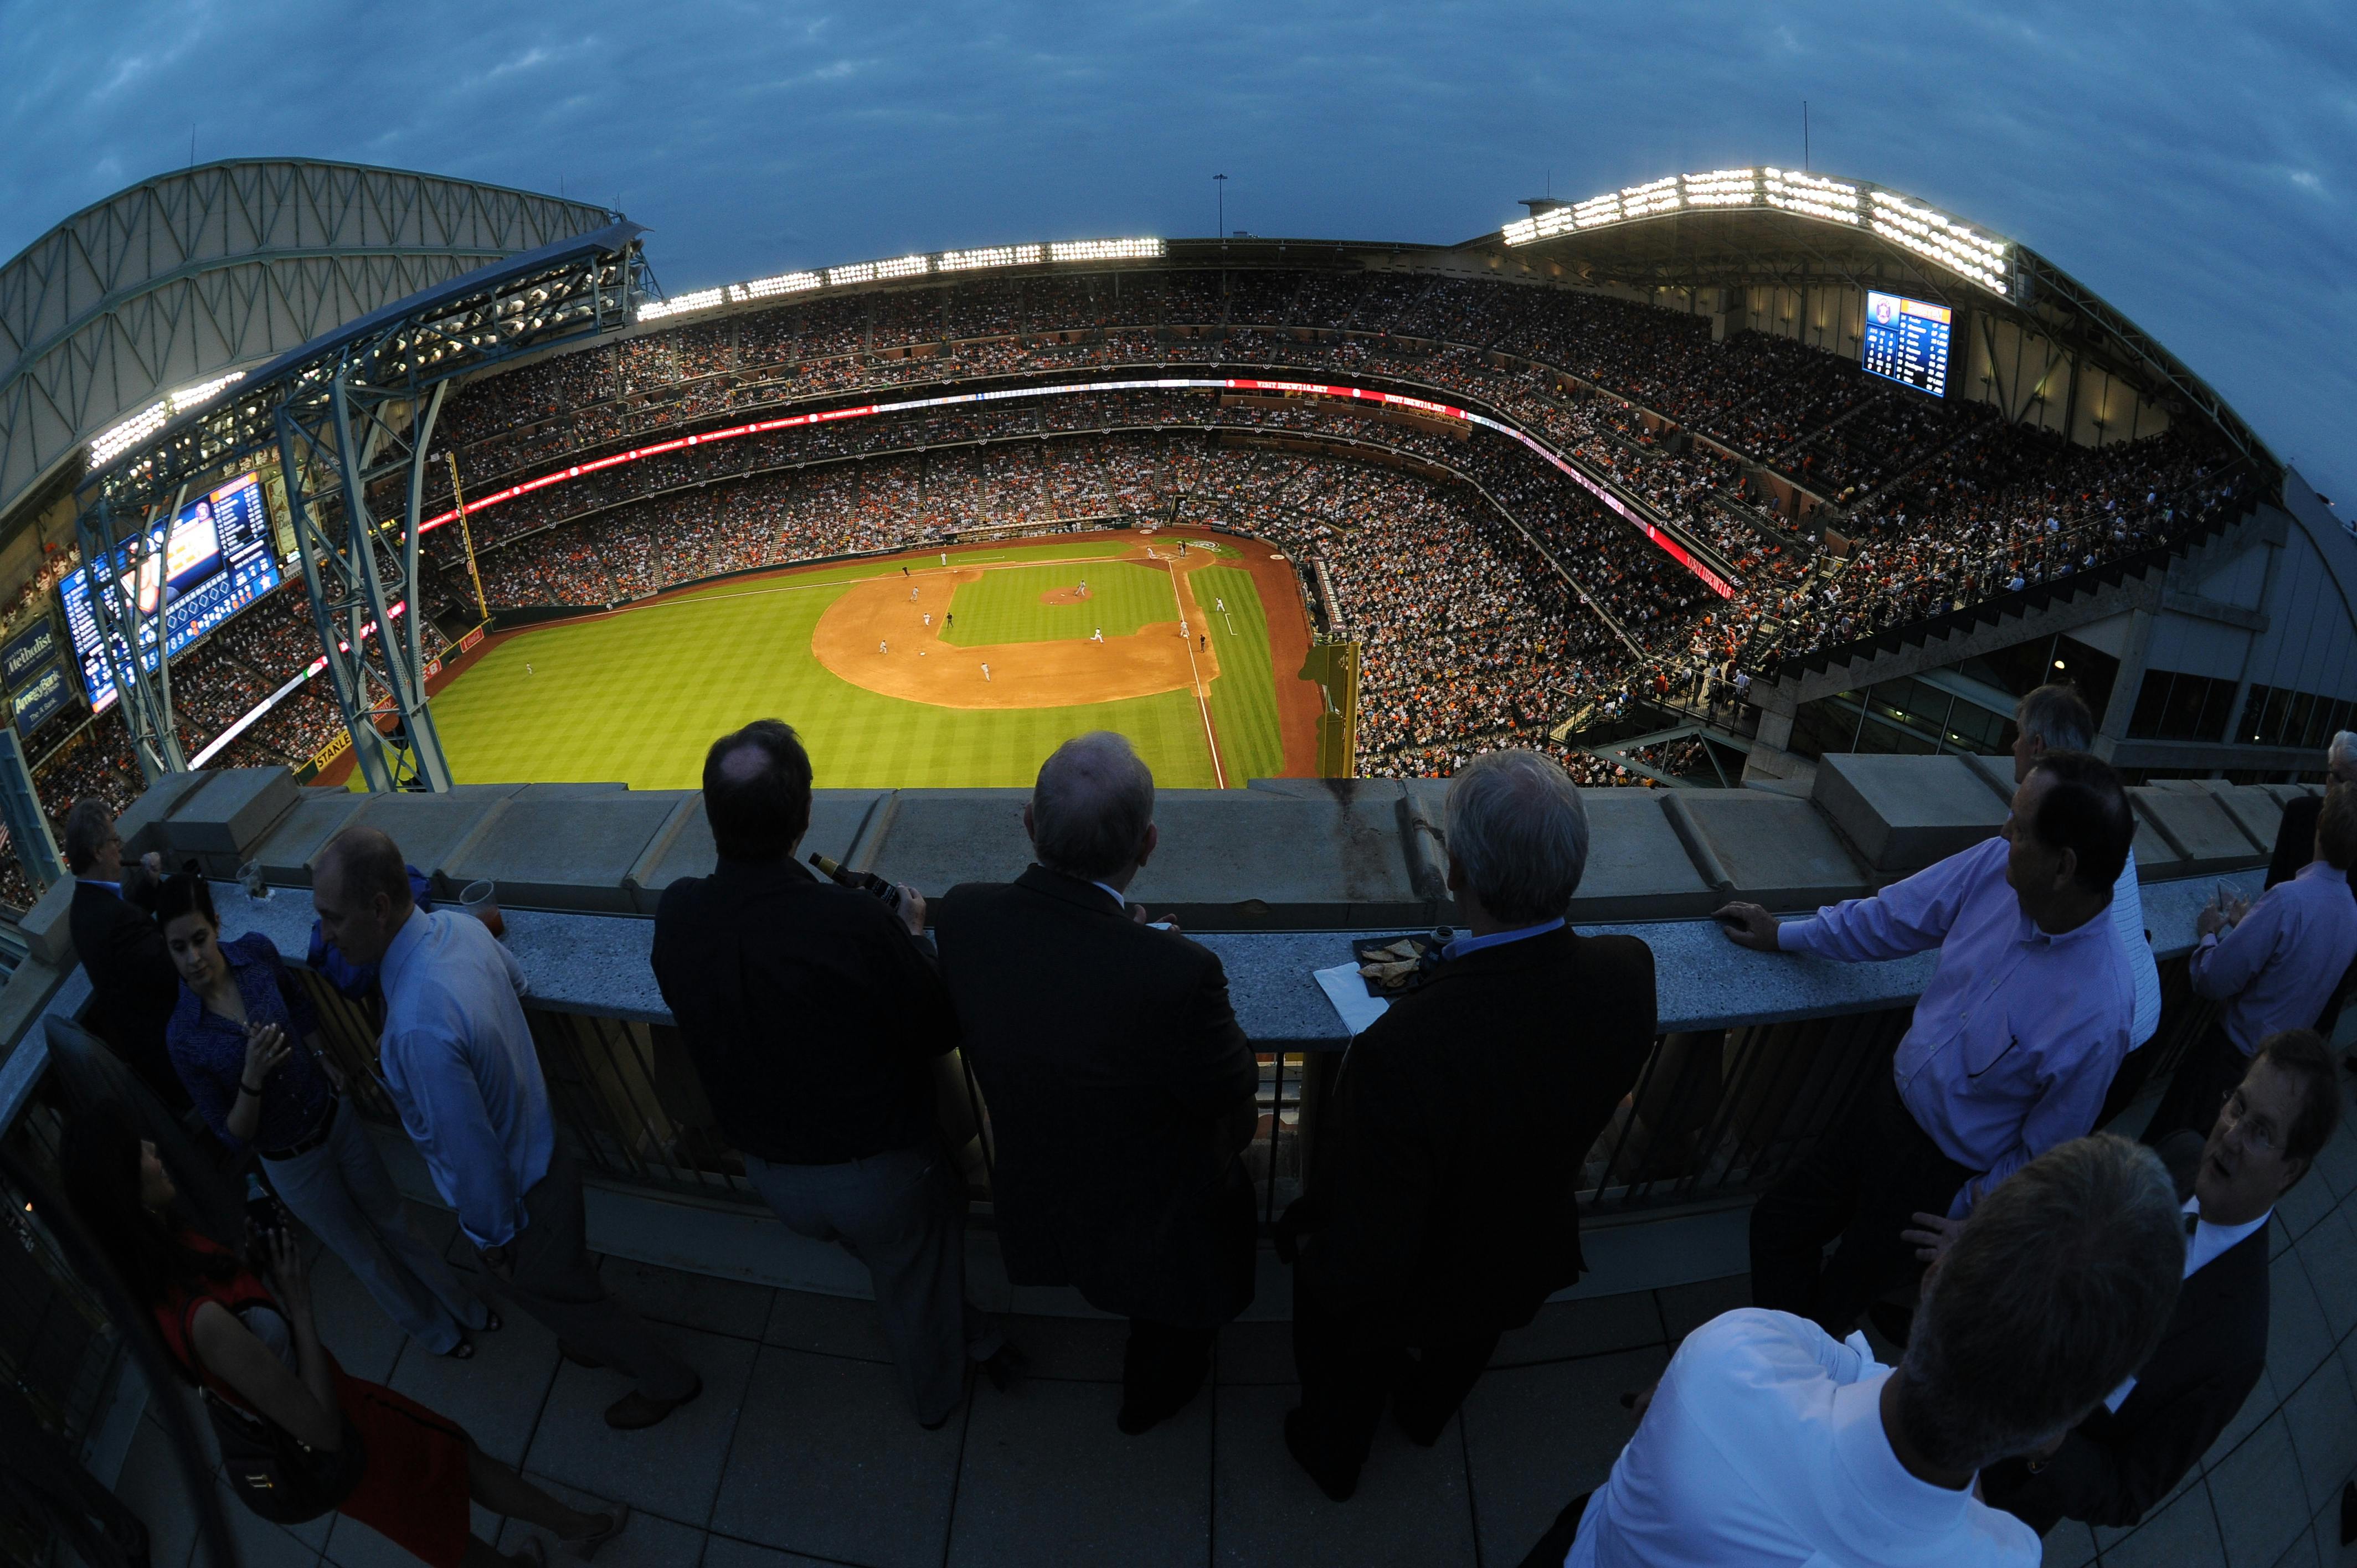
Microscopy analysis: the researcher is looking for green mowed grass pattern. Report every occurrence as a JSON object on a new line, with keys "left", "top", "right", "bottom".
{"left": 423, "top": 539, "right": 1282, "bottom": 791}
{"left": 936, "top": 560, "right": 1175, "bottom": 648}
{"left": 1193, "top": 564, "right": 1286, "bottom": 785}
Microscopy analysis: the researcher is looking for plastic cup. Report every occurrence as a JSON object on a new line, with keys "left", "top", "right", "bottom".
{"left": 459, "top": 879, "right": 505, "bottom": 938}
{"left": 238, "top": 860, "right": 269, "bottom": 900}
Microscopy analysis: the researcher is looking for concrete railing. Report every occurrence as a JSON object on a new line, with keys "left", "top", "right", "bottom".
{"left": 0, "top": 756, "right": 2298, "bottom": 1249}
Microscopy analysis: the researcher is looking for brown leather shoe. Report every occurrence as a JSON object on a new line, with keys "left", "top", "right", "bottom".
{"left": 604, "top": 1376, "right": 702, "bottom": 1430}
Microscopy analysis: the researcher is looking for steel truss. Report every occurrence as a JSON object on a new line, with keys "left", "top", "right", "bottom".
{"left": 78, "top": 221, "right": 645, "bottom": 790}
{"left": 71, "top": 489, "right": 191, "bottom": 781}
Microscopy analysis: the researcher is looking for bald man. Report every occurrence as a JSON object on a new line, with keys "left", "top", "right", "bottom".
{"left": 313, "top": 826, "right": 700, "bottom": 1430}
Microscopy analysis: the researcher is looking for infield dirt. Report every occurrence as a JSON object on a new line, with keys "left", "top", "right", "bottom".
{"left": 811, "top": 544, "right": 1222, "bottom": 710}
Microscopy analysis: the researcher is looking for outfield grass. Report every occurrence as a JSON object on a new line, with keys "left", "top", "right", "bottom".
{"left": 421, "top": 538, "right": 1284, "bottom": 791}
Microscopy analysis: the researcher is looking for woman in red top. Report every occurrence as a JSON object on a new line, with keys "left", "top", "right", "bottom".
{"left": 61, "top": 1107, "right": 629, "bottom": 1568}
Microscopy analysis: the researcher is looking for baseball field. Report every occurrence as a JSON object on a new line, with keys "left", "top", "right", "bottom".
{"left": 416, "top": 530, "right": 1322, "bottom": 791}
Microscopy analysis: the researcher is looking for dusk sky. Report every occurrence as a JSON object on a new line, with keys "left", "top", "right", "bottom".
{"left": 3, "top": 1, "right": 2349, "bottom": 504}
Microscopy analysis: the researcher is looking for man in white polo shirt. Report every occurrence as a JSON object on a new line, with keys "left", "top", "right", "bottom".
{"left": 1518, "top": 1134, "right": 2185, "bottom": 1567}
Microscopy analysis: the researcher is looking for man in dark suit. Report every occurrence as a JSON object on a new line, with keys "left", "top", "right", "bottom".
{"left": 61, "top": 797, "right": 189, "bottom": 1113}
{"left": 1939, "top": 1028, "right": 2340, "bottom": 1533}
{"left": 1278, "top": 750, "right": 1656, "bottom": 1501}
{"left": 934, "top": 731, "right": 1259, "bottom": 1435}
{"left": 652, "top": 720, "right": 1008, "bottom": 1428}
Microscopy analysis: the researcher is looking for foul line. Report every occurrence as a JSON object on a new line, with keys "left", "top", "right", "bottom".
{"left": 1170, "top": 566, "right": 1227, "bottom": 788}
{"left": 1181, "top": 633, "right": 1226, "bottom": 789}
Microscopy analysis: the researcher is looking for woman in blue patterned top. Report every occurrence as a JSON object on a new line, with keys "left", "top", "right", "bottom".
{"left": 157, "top": 874, "right": 496, "bottom": 1359}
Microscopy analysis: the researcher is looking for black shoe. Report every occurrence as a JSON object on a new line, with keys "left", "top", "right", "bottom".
{"left": 979, "top": 1343, "right": 1027, "bottom": 1393}
{"left": 1393, "top": 1401, "right": 1448, "bottom": 1448}
{"left": 604, "top": 1375, "right": 701, "bottom": 1430}
{"left": 1116, "top": 1364, "right": 1206, "bottom": 1435}
{"left": 1116, "top": 1397, "right": 1172, "bottom": 1436}
{"left": 1283, "top": 1409, "right": 1358, "bottom": 1503}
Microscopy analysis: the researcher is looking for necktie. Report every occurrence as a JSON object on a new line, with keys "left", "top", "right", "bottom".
{"left": 2186, "top": 1213, "right": 2200, "bottom": 1237}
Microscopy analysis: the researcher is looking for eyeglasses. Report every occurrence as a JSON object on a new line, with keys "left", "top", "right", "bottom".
{"left": 2220, "top": 1094, "right": 2281, "bottom": 1156}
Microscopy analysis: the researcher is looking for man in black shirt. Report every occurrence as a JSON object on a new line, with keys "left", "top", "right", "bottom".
{"left": 651, "top": 720, "right": 1006, "bottom": 1427}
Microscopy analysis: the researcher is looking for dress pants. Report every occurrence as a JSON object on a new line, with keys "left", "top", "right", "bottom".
{"left": 1123, "top": 1319, "right": 1217, "bottom": 1419}
{"left": 1289, "top": 1261, "right": 1501, "bottom": 1486}
{"left": 2141, "top": 1020, "right": 2246, "bottom": 1148}
{"left": 485, "top": 1151, "right": 698, "bottom": 1402}
{"left": 264, "top": 1098, "right": 488, "bottom": 1354}
{"left": 1748, "top": 1070, "right": 1971, "bottom": 1338}
{"left": 743, "top": 1146, "right": 999, "bottom": 1426}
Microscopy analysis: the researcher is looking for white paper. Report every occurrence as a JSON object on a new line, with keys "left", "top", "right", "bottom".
{"left": 1314, "top": 961, "right": 1392, "bottom": 1037}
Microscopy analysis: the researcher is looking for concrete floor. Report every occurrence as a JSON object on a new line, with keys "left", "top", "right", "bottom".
{"left": 101, "top": 1060, "right": 2357, "bottom": 1568}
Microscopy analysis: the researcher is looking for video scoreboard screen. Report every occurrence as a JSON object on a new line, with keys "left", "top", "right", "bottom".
{"left": 61, "top": 471, "right": 281, "bottom": 712}
{"left": 1861, "top": 290, "right": 1953, "bottom": 396}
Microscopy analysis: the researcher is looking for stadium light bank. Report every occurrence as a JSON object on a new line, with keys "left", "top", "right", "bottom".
{"left": 634, "top": 237, "right": 1167, "bottom": 322}
{"left": 1500, "top": 168, "right": 2014, "bottom": 299}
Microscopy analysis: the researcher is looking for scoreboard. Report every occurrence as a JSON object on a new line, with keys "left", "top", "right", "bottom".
{"left": 1860, "top": 290, "right": 1953, "bottom": 396}
{"left": 61, "top": 471, "right": 281, "bottom": 713}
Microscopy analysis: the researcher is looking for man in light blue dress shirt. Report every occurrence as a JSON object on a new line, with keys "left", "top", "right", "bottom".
{"left": 314, "top": 826, "right": 701, "bottom": 1430}
{"left": 2144, "top": 782, "right": 2357, "bottom": 1142}
{"left": 1717, "top": 751, "right": 2138, "bottom": 1338}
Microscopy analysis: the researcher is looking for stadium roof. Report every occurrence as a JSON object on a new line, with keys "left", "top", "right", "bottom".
{"left": 85, "top": 217, "right": 647, "bottom": 515}
{"left": 0, "top": 158, "right": 618, "bottom": 536}
{"left": 1453, "top": 167, "right": 2273, "bottom": 474}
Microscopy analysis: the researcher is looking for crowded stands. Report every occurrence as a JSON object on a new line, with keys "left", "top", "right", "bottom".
{"left": 6, "top": 262, "right": 2248, "bottom": 895}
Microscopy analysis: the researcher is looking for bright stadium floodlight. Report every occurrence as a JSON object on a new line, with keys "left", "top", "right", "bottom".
{"left": 1763, "top": 167, "right": 1861, "bottom": 225}
{"left": 872, "top": 254, "right": 930, "bottom": 280}
{"left": 734, "top": 270, "right": 822, "bottom": 301}
{"left": 939, "top": 244, "right": 1045, "bottom": 271}
{"left": 637, "top": 286, "right": 724, "bottom": 322}
{"left": 87, "top": 370, "right": 249, "bottom": 468}
{"left": 1048, "top": 238, "right": 1164, "bottom": 262}
{"left": 1680, "top": 168, "right": 1760, "bottom": 208}
{"left": 827, "top": 261, "right": 877, "bottom": 286}
{"left": 1869, "top": 190, "right": 2011, "bottom": 296}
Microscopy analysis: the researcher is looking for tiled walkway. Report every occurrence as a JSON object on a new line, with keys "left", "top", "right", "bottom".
{"left": 109, "top": 1069, "right": 2357, "bottom": 1568}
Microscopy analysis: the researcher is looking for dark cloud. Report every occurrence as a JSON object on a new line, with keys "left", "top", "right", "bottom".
{"left": 1, "top": 0, "right": 2348, "bottom": 501}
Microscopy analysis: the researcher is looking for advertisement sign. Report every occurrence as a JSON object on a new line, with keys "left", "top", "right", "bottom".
{"left": 11, "top": 659, "right": 73, "bottom": 737}
{"left": 2, "top": 618, "right": 59, "bottom": 689}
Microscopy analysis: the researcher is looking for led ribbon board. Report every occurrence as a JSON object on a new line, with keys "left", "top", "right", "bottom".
{"left": 1860, "top": 291, "right": 1953, "bottom": 396}
{"left": 415, "top": 378, "right": 1736, "bottom": 599}
{"left": 636, "top": 238, "right": 1165, "bottom": 322}
{"left": 60, "top": 471, "right": 280, "bottom": 711}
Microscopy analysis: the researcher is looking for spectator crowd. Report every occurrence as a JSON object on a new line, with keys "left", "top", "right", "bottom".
{"left": 2, "top": 262, "right": 2252, "bottom": 913}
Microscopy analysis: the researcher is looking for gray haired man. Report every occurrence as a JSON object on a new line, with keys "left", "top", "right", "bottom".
{"left": 934, "top": 733, "right": 1260, "bottom": 1435}
{"left": 1282, "top": 750, "right": 1658, "bottom": 1501}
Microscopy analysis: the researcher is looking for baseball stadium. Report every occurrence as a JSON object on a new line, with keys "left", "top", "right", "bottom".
{"left": 10, "top": 153, "right": 2357, "bottom": 1568}
{"left": 0, "top": 157, "right": 2347, "bottom": 898}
